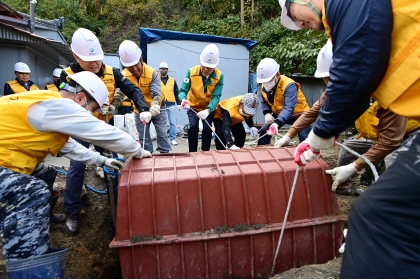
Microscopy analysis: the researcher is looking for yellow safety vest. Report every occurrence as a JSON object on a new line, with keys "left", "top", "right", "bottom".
{"left": 64, "top": 66, "right": 115, "bottom": 123}
{"left": 322, "top": 0, "right": 420, "bottom": 120}
{"left": 355, "top": 102, "right": 381, "bottom": 141}
{"left": 45, "top": 84, "right": 58, "bottom": 92}
{"left": 0, "top": 91, "right": 69, "bottom": 174}
{"left": 6, "top": 80, "right": 39, "bottom": 93}
{"left": 161, "top": 77, "right": 176, "bottom": 103}
{"left": 188, "top": 65, "right": 222, "bottom": 111}
{"left": 261, "top": 75, "right": 309, "bottom": 116}
{"left": 122, "top": 63, "right": 156, "bottom": 114}
{"left": 214, "top": 95, "right": 249, "bottom": 126}
{"left": 406, "top": 119, "right": 420, "bottom": 134}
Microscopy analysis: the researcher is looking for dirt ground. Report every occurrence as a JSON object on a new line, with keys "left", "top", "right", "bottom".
{"left": 0, "top": 131, "right": 360, "bottom": 279}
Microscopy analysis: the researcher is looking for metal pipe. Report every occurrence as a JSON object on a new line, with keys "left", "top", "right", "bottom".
{"left": 29, "top": 0, "right": 37, "bottom": 34}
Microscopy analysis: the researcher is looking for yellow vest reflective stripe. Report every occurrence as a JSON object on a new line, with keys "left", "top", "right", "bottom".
{"left": 214, "top": 95, "right": 247, "bottom": 126}
{"left": 161, "top": 77, "right": 176, "bottom": 103}
{"left": 64, "top": 66, "right": 115, "bottom": 122}
{"left": 355, "top": 102, "right": 380, "bottom": 141}
{"left": 261, "top": 75, "right": 309, "bottom": 116}
{"left": 188, "top": 65, "right": 222, "bottom": 111}
{"left": 7, "top": 80, "right": 39, "bottom": 93}
{"left": 122, "top": 63, "right": 155, "bottom": 114}
{"left": 0, "top": 91, "right": 69, "bottom": 174}
{"left": 46, "top": 84, "right": 58, "bottom": 92}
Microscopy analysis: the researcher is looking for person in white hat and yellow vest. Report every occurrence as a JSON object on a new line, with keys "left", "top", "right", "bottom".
{"left": 4, "top": 62, "right": 39, "bottom": 95}
{"left": 60, "top": 28, "right": 149, "bottom": 236}
{"left": 0, "top": 71, "right": 149, "bottom": 276}
{"left": 118, "top": 40, "right": 172, "bottom": 154}
{"left": 159, "top": 61, "right": 180, "bottom": 145}
{"left": 179, "top": 43, "right": 225, "bottom": 152}
{"left": 44, "top": 68, "right": 63, "bottom": 91}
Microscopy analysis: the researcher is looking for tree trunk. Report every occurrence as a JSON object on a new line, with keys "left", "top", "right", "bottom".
{"left": 240, "top": 0, "right": 244, "bottom": 26}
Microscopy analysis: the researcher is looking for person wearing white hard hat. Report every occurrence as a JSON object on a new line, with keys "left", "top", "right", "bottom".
{"left": 4, "top": 62, "right": 39, "bottom": 95}
{"left": 60, "top": 28, "right": 149, "bottom": 235}
{"left": 179, "top": 43, "right": 225, "bottom": 152}
{"left": 256, "top": 57, "right": 310, "bottom": 146}
{"left": 45, "top": 68, "right": 63, "bottom": 91}
{"left": 159, "top": 61, "right": 180, "bottom": 145}
{"left": 118, "top": 40, "right": 172, "bottom": 154}
{"left": 280, "top": 1, "right": 420, "bottom": 277}
{"left": 213, "top": 93, "right": 259, "bottom": 150}
{"left": 0, "top": 71, "right": 149, "bottom": 274}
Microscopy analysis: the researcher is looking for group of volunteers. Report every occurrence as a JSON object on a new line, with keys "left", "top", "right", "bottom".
{"left": 1, "top": 0, "right": 420, "bottom": 277}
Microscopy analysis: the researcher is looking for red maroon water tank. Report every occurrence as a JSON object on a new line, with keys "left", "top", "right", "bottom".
{"left": 110, "top": 147, "right": 346, "bottom": 278}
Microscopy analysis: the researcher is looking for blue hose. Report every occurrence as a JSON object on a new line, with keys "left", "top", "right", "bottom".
{"left": 55, "top": 168, "right": 108, "bottom": 195}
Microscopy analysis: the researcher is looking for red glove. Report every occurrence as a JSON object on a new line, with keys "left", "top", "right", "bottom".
{"left": 267, "top": 123, "right": 279, "bottom": 136}
{"left": 293, "top": 140, "right": 321, "bottom": 166}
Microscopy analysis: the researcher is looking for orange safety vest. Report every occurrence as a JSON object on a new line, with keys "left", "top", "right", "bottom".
{"left": 187, "top": 65, "right": 222, "bottom": 111}
{"left": 45, "top": 84, "right": 58, "bottom": 92}
{"left": 161, "top": 77, "right": 176, "bottom": 103}
{"left": 214, "top": 95, "right": 250, "bottom": 126}
{"left": 6, "top": 80, "right": 39, "bottom": 93}
{"left": 261, "top": 75, "right": 309, "bottom": 116}
{"left": 322, "top": 0, "right": 420, "bottom": 120}
{"left": 0, "top": 91, "right": 69, "bottom": 174}
{"left": 64, "top": 66, "right": 115, "bottom": 123}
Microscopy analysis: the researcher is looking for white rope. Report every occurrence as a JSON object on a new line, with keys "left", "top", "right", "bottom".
{"left": 270, "top": 166, "right": 300, "bottom": 277}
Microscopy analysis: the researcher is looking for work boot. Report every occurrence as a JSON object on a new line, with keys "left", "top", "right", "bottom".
{"left": 335, "top": 182, "right": 352, "bottom": 195}
{"left": 50, "top": 190, "right": 66, "bottom": 224}
{"left": 64, "top": 211, "right": 80, "bottom": 235}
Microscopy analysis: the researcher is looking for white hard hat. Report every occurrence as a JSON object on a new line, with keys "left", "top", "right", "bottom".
{"left": 66, "top": 71, "right": 108, "bottom": 113}
{"left": 279, "top": 0, "right": 302, "bottom": 30}
{"left": 200, "top": 44, "right": 220, "bottom": 68}
{"left": 159, "top": 61, "right": 168, "bottom": 69}
{"left": 118, "top": 40, "right": 142, "bottom": 67}
{"left": 242, "top": 93, "right": 258, "bottom": 115}
{"left": 52, "top": 68, "right": 62, "bottom": 78}
{"left": 71, "top": 28, "right": 104, "bottom": 61}
{"left": 256, "top": 58, "right": 280, "bottom": 83}
{"left": 14, "top": 62, "right": 31, "bottom": 73}
{"left": 314, "top": 40, "right": 333, "bottom": 78}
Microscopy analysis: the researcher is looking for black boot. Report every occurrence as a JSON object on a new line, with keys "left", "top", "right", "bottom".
{"left": 64, "top": 211, "right": 80, "bottom": 235}
{"left": 50, "top": 190, "right": 66, "bottom": 224}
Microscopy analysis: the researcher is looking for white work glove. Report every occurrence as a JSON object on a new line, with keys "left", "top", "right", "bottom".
{"left": 267, "top": 123, "right": 279, "bottom": 136}
{"left": 294, "top": 139, "right": 321, "bottom": 166}
{"left": 325, "top": 163, "right": 358, "bottom": 192}
{"left": 307, "top": 130, "right": 335, "bottom": 151}
{"left": 229, "top": 144, "right": 240, "bottom": 150}
{"left": 181, "top": 99, "right": 190, "bottom": 109}
{"left": 149, "top": 104, "right": 160, "bottom": 116}
{"left": 264, "top": 113, "right": 275, "bottom": 125}
{"left": 133, "top": 149, "right": 152, "bottom": 159}
{"left": 339, "top": 229, "right": 348, "bottom": 254}
{"left": 102, "top": 158, "right": 124, "bottom": 171}
{"left": 197, "top": 109, "right": 210, "bottom": 120}
{"left": 101, "top": 104, "right": 115, "bottom": 115}
{"left": 274, "top": 134, "right": 291, "bottom": 148}
{"left": 139, "top": 111, "right": 152, "bottom": 123}
{"left": 250, "top": 127, "right": 259, "bottom": 138}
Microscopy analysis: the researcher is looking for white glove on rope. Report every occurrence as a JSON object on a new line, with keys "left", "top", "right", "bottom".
{"left": 133, "top": 149, "right": 152, "bottom": 159}
{"left": 181, "top": 99, "right": 190, "bottom": 109}
{"left": 325, "top": 163, "right": 358, "bottom": 192}
{"left": 274, "top": 134, "right": 291, "bottom": 148}
{"left": 250, "top": 127, "right": 259, "bottom": 138}
{"left": 149, "top": 104, "right": 160, "bottom": 116}
{"left": 197, "top": 109, "right": 210, "bottom": 120}
{"left": 267, "top": 123, "right": 279, "bottom": 136}
{"left": 307, "top": 130, "right": 335, "bottom": 151}
{"left": 264, "top": 113, "right": 275, "bottom": 125}
{"left": 139, "top": 111, "right": 152, "bottom": 123}
{"left": 229, "top": 144, "right": 240, "bottom": 150}
{"left": 101, "top": 104, "right": 115, "bottom": 115}
{"left": 102, "top": 158, "right": 124, "bottom": 171}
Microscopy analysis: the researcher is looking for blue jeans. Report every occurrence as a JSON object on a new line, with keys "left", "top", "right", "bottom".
{"left": 165, "top": 104, "right": 178, "bottom": 141}
{"left": 135, "top": 111, "right": 172, "bottom": 153}
{"left": 258, "top": 117, "right": 311, "bottom": 145}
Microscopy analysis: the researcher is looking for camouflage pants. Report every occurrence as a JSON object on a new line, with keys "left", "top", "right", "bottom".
{"left": 0, "top": 163, "right": 56, "bottom": 261}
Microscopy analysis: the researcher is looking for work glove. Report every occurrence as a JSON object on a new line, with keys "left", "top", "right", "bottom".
{"left": 274, "top": 134, "right": 291, "bottom": 148}
{"left": 267, "top": 123, "right": 279, "bottom": 136}
{"left": 264, "top": 113, "right": 275, "bottom": 125}
{"left": 197, "top": 109, "right": 210, "bottom": 120}
{"left": 229, "top": 144, "right": 240, "bottom": 150}
{"left": 250, "top": 127, "right": 259, "bottom": 138}
{"left": 133, "top": 149, "right": 152, "bottom": 159}
{"left": 101, "top": 104, "right": 115, "bottom": 115}
{"left": 112, "top": 88, "right": 125, "bottom": 108}
{"left": 181, "top": 99, "right": 190, "bottom": 109}
{"left": 325, "top": 163, "right": 358, "bottom": 192}
{"left": 139, "top": 111, "right": 152, "bottom": 123}
{"left": 102, "top": 158, "right": 124, "bottom": 171}
{"left": 293, "top": 139, "right": 321, "bottom": 166}
{"left": 149, "top": 104, "right": 160, "bottom": 116}
{"left": 307, "top": 130, "right": 335, "bottom": 151}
